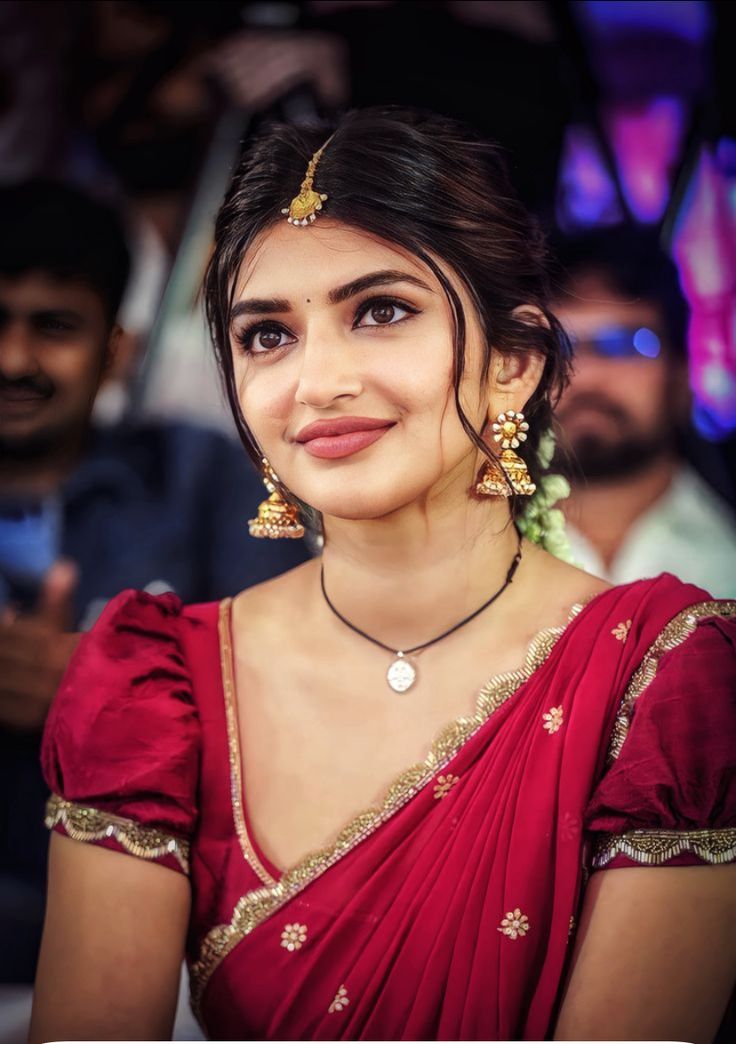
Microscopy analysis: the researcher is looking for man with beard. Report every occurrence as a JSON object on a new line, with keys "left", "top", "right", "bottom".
{"left": 0, "top": 180, "right": 308, "bottom": 984}
{"left": 552, "top": 226, "right": 736, "bottom": 597}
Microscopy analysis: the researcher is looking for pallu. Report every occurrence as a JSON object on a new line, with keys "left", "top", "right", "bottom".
{"left": 43, "top": 573, "right": 736, "bottom": 1039}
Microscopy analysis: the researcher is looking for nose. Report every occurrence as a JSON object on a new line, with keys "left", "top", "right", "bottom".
{"left": 294, "top": 322, "right": 363, "bottom": 409}
{"left": 0, "top": 321, "right": 39, "bottom": 380}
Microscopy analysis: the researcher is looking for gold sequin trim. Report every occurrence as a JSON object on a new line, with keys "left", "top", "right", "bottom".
{"left": 44, "top": 793, "right": 189, "bottom": 873}
{"left": 498, "top": 907, "right": 530, "bottom": 939}
{"left": 329, "top": 985, "right": 349, "bottom": 1013}
{"left": 433, "top": 773, "right": 460, "bottom": 799}
{"left": 607, "top": 600, "right": 736, "bottom": 762}
{"left": 591, "top": 827, "right": 736, "bottom": 868}
{"left": 191, "top": 602, "right": 587, "bottom": 1015}
{"left": 219, "top": 599, "right": 277, "bottom": 888}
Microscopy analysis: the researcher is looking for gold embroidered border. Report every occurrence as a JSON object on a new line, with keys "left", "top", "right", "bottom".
{"left": 592, "top": 827, "right": 736, "bottom": 868}
{"left": 192, "top": 602, "right": 586, "bottom": 1015}
{"left": 45, "top": 793, "right": 190, "bottom": 873}
{"left": 218, "top": 598, "right": 278, "bottom": 888}
{"left": 607, "top": 601, "right": 736, "bottom": 763}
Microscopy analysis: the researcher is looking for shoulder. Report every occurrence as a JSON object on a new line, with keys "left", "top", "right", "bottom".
{"left": 42, "top": 589, "right": 204, "bottom": 831}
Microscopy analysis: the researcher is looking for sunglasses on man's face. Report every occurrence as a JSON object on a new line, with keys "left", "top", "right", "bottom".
{"left": 568, "top": 325, "right": 662, "bottom": 359}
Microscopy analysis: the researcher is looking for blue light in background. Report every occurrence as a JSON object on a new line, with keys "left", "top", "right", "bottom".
{"left": 633, "top": 327, "right": 661, "bottom": 357}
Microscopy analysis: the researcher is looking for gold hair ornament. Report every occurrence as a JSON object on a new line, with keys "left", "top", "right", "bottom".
{"left": 281, "top": 138, "right": 332, "bottom": 227}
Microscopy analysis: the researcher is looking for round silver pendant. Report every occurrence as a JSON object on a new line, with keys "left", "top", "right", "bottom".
{"left": 387, "top": 655, "right": 417, "bottom": 693}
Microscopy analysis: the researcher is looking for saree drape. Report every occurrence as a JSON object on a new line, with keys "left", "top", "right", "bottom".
{"left": 42, "top": 574, "right": 736, "bottom": 1040}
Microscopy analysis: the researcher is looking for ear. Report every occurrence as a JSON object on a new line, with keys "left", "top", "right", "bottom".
{"left": 487, "top": 305, "right": 547, "bottom": 413}
{"left": 100, "top": 325, "right": 137, "bottom": 383}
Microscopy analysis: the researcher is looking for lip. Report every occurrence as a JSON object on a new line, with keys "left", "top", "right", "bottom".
{"left": 295, "top": 416, "right": 396, "bottom": 442}
{"left": 0, "top": 390, "right": 48, "bottom": 411}
{"left": 294, "top": 416, "right": 396, "bottom": 461}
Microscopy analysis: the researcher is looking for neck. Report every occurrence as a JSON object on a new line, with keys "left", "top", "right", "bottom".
{"left": 319, "top": 491, "right": 521, "bottom": 652}
{"left": 564, "top": 453, "right": 678, "bottom": 569}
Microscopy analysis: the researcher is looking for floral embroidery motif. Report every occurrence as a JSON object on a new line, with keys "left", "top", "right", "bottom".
{"left": 280, "top": 922, "right": 308, "bottom": 951}
{"left": 433, "top": 773, "right": 460, "bottom": 799}
{"left": 498, "top": 907, "right": 530, "bottom": 940}
{"left": 560, "top": 811, "right": 580, "bottom": 842}
{"left": 542, "top": 706, "right": 563, "bottom": 734}
{"left": 611, "top": 620, "right": 632, "bottom": 642}
{"left": 329, "top": 985, "right": 350, "bottom": 1013}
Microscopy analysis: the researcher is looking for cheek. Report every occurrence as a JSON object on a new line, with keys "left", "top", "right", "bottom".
{"left": 621, "top": 362, "right": 669, "bottom": 417}
{"left": 42, "top": 342, "right": 104, "bottom": 399}
{"left": 234, "top": 356, "right": 296, "bottom": 434}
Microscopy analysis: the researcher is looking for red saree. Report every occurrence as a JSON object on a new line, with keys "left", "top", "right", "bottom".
{"left": 42, "top": 574, "right": 736, "bottom": 1040}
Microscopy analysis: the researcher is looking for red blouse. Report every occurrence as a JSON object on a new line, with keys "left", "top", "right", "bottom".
{"left": 41, "top": 576, "right": 736, "bottom": 1040}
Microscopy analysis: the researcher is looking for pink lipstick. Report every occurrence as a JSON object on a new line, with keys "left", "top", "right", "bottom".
{"left": 295, "top": 416, "right": 395, "bottom": 460}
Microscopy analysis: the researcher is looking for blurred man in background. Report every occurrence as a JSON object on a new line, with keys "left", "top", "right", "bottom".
{"left": 0, "top": 180, "right": 308, "bottom": 984}
{"left": 552, "top": 226, "right": 736, "bottom": 597}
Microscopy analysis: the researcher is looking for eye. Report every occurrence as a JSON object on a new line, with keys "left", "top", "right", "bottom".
{"left": 38, "top": 318, "right": 75, "bottom": 335}
{"left": 235, "top": 321, "right": 295, "bottom": 355}
{"left": 354, "top": 296, "right": 418, "bottom": 329}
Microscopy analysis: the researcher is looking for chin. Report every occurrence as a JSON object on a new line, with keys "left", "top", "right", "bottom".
{"left": 303, "top": 481, "right": 419, "bottom": 523}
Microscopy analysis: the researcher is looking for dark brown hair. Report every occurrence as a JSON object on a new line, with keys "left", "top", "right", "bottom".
{"left": 204, "top": 107, "right": 572, "bottom": 518}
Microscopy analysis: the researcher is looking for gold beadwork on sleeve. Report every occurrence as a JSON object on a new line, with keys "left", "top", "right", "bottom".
{"left": 45, "top": 793, "right": 190, "bottom": 873}
{"left": 607, "top": 600, "right": 736, "bottom": 762}
{"left": 591, "top": 826, "right": 736, "bottom": 868}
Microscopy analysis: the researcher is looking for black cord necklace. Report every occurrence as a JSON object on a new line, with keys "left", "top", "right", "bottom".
{"left": 320, "top": 528, "right": 523, "bottom": 693}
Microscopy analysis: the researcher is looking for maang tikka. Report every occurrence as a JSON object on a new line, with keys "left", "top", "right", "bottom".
{"left": 248, "top": 459, "right": 305, "bottom": 539}
{"left": 475, "top": 409, "right": 536, "bottom": 497}
{"left": 281, "top": 135, "right": 333, "bottom": 227}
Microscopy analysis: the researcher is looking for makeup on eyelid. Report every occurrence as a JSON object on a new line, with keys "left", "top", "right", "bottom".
{"left": 232, "top": 294, "right": 422, "bottom": 355}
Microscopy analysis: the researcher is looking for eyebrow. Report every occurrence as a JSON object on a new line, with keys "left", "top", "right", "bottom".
{"left": 230, "top": 269, "right": 434, "bottom": 321}
{"left": 0, "top": 306, "right": 84, "bottom": 324}
{"left": 32, "top": 309, "right": 84, "bottom": 323}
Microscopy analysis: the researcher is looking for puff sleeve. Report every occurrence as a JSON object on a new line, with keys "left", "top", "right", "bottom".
{"left": 41, "top": 589, "right": 200, "bottom": 874}
{"left": 585, "top": 610, "right": 736, "bottom": 870}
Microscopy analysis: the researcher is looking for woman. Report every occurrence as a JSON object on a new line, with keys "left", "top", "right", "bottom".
{"left": 31, "top": 109, "right": 736, "bottom": 1042}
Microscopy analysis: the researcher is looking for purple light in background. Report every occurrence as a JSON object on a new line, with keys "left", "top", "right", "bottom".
{"left": 578, "top": 1, "right": 709, "bottom": 43}
{"left": 556, "top": 124, "right": 622, "bottom": 231}
{"left": 672, "top": 146, "right": 736, "bottom": 436}
{"left": 603, "top": 97, "right": 685, "bottom": 223}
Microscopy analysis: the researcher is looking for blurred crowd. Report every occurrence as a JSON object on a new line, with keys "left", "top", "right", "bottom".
{"left": 1, "top": 1, "right": 735, "bottom": 1040}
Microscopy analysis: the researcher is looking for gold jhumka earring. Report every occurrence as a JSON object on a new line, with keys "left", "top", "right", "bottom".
{"left": 280, "top": 136, "right": 333, "bottom": 227}
{"left": 248, "top": 459, "right": 305, "bottom": 539}
{"left": 474, "top": 409, "right": 536, "bottom": 497}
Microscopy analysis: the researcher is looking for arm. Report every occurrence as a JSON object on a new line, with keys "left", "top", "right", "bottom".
{"left": 553, "top": 864, "right": 736, "bottom": 1043}
{"left": 30, "top": 832, "right": 191, "bottom": 1043}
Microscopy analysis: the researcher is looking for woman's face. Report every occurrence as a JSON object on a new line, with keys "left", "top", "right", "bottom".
{"left": 229, "top": 220, "right": 491, "bottom": 521}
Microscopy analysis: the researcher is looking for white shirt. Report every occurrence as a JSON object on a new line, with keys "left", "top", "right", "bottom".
{"left": 565, "top": 466, "right": 736, "bottom": 598}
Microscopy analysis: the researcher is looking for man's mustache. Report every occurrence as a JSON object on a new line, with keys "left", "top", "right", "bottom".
{"left": 0, "top": 376, "right": 54, "bottom": 398}
{"left": 558, "top": 392, "right": 631, "bottom": 426}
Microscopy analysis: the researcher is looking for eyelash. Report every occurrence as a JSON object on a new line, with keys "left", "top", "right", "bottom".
{"left": 233, "top": 295, "right": 421, "bottom": 355}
